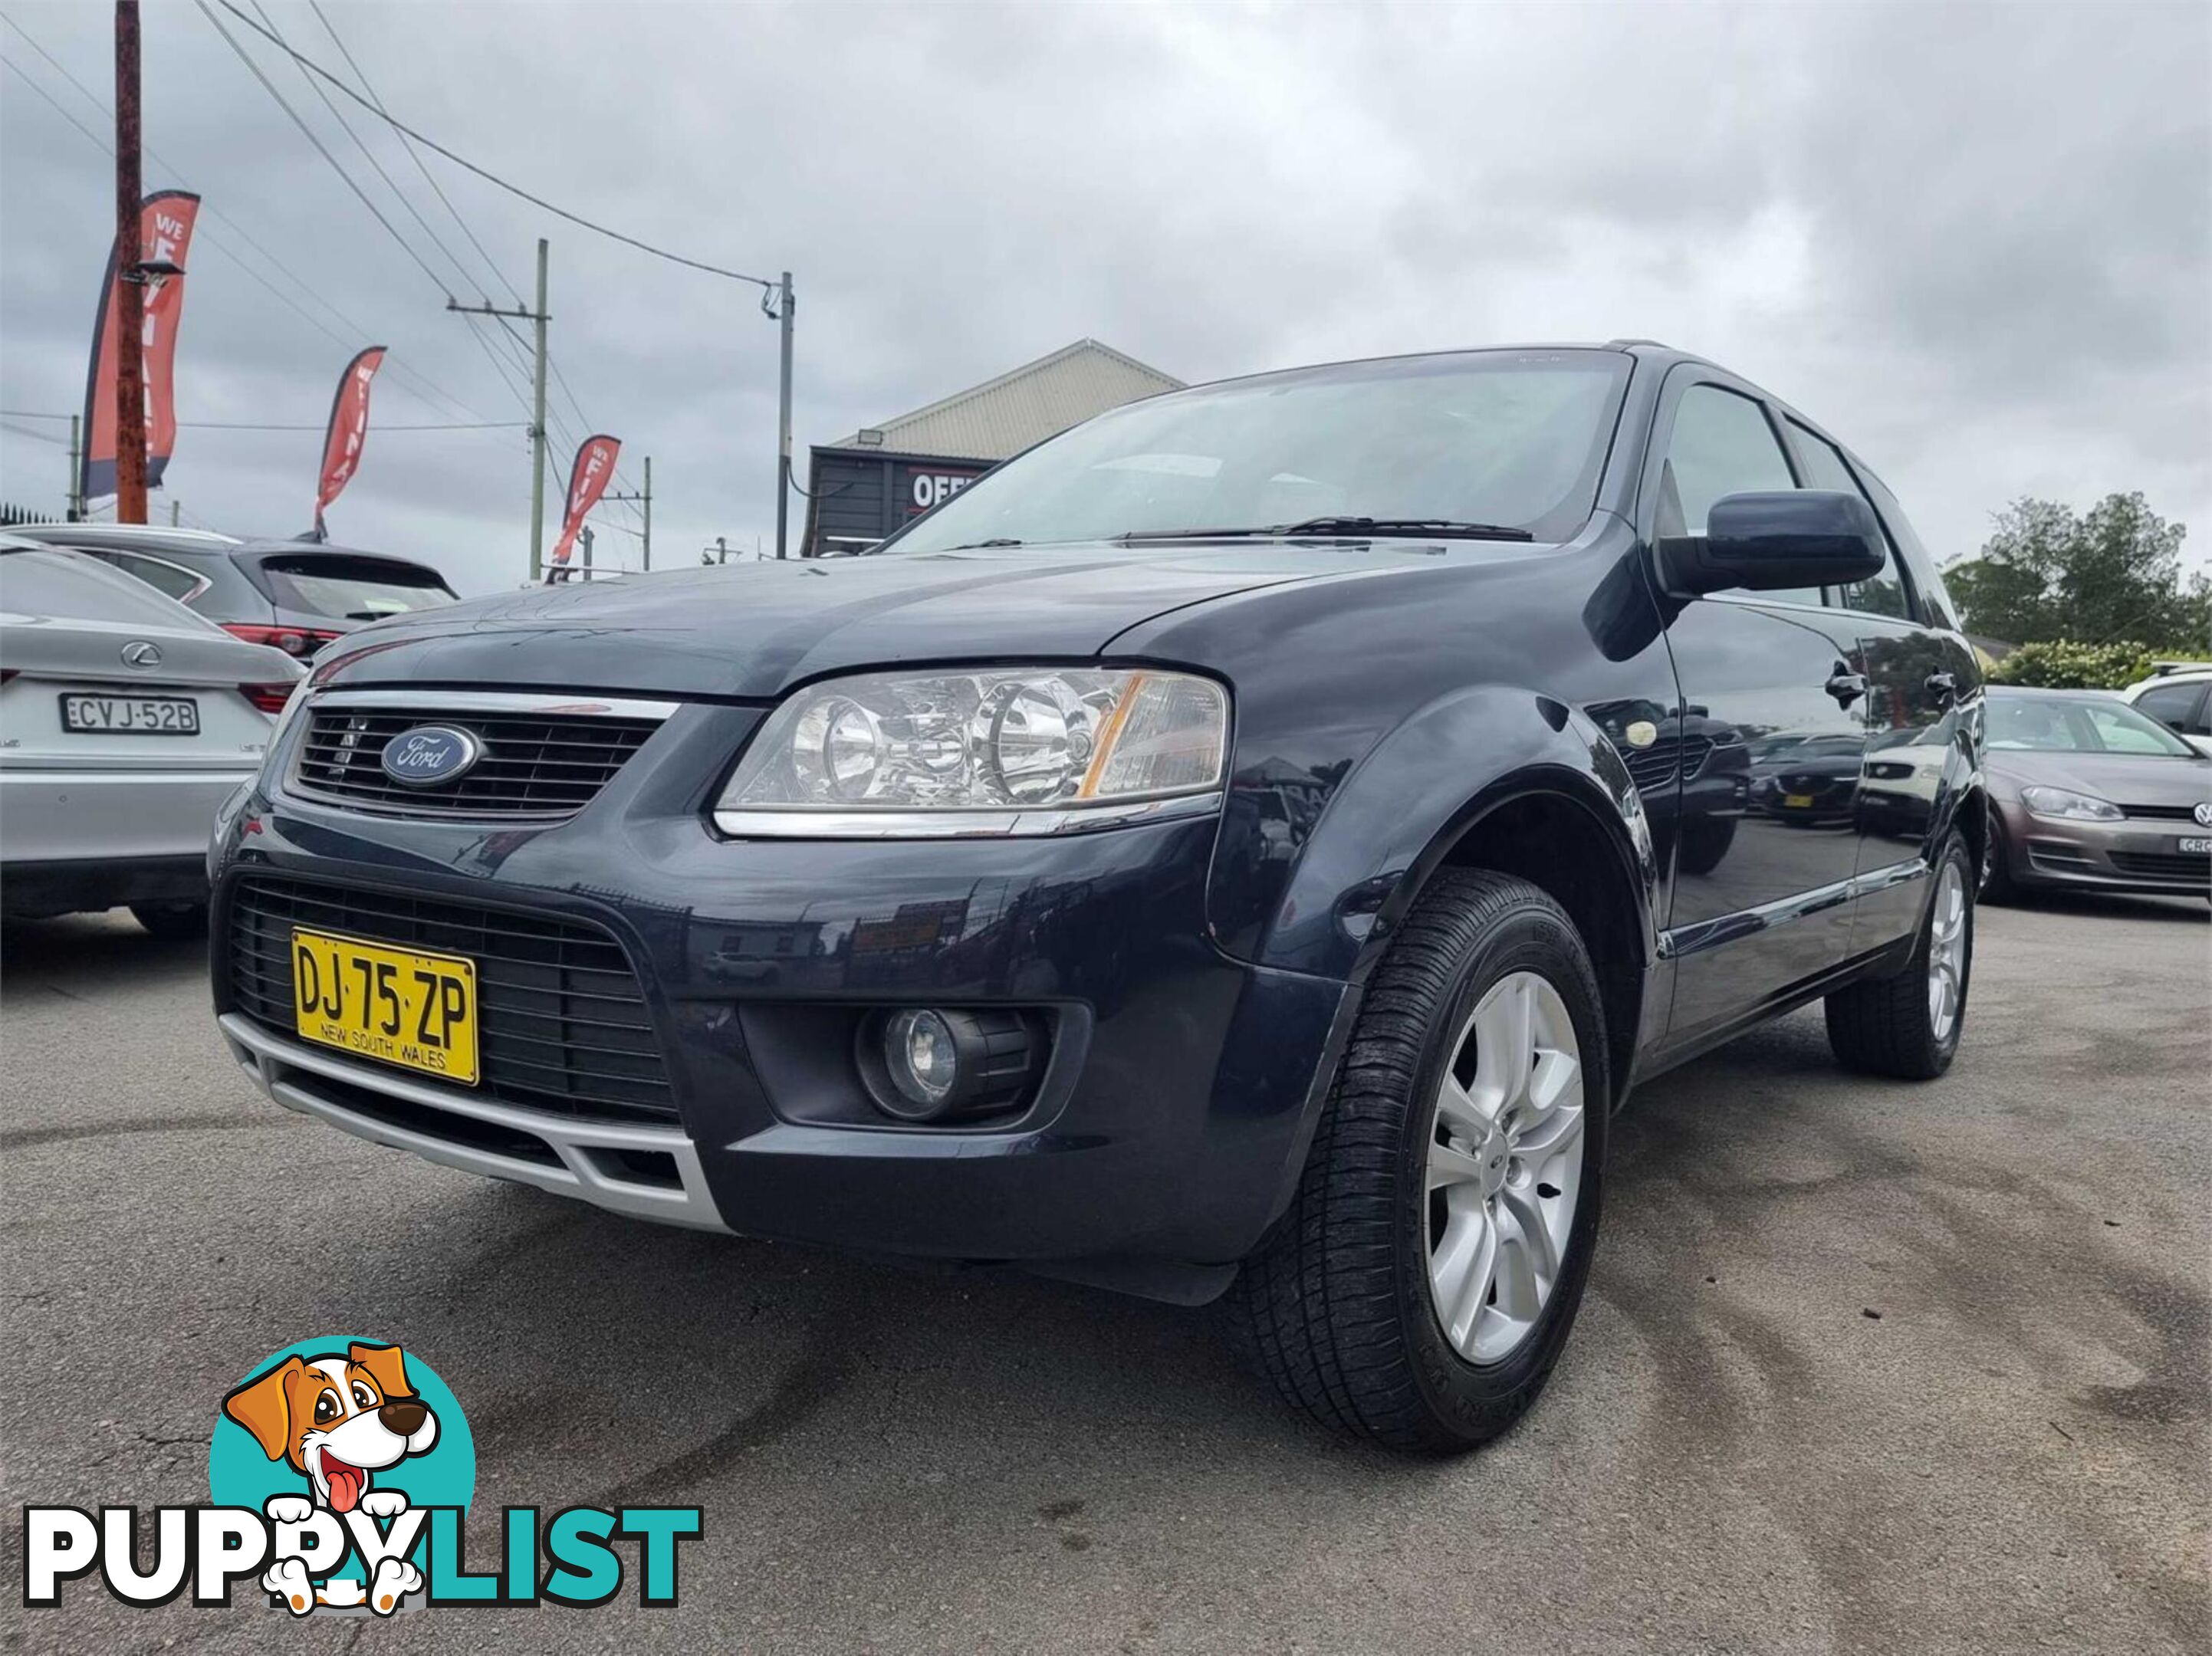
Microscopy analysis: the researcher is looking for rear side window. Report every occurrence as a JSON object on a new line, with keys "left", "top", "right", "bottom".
{"left": 2083, "top": 702, "right": 2184, "bottom": 754}
{"left": 0, "top": 548, "right": 218, "bottom": 630}
{"left": 1658, "top": 385, "right": 1821, "bottom": 606}
{"left": 93, "top": 549, "right": 209, "bottom": 604}
{"left": 256, "top": 557, "right": 459, "bottom": 621}
{"left": 1784, "top": 421, "right": 1912, "bottom": 620}
{"left": 2135, "top": 680, "right": 2210, "bottom": 736}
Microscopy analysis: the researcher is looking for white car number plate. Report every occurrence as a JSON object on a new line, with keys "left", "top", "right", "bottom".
{"left": 2177, "top": 836, "right": 2212, "bottom": 856}
{"left": 58, "top": 694, "right": 201, "bottom": 735}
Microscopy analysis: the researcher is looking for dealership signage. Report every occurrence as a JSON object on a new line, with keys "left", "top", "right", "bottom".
{"left": 902, "top": 466, "right": 981, "bottom": 515}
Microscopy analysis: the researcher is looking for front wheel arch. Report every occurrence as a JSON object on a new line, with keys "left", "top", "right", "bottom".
{"left": 1389, "top": 779, "right": 1652, "bottom": 1116}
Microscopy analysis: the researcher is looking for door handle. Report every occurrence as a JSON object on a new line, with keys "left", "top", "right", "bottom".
{"left": 1824, "top": 669, "right": 1867, "bottom": 706}
{"left": 1925, "top": 670, "right": 1958, "bottom": 702}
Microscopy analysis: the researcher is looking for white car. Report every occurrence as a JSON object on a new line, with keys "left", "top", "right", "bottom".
{"left": 0, "top": 535, "right": 303, "bottom": 936}
{"left": 2122, "top": 665, "right": 2212, "bottom": 757}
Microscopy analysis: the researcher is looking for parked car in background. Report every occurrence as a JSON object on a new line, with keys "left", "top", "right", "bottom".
{"left": 206, "top": 341, "right": 1986, "bottom": 1450}
{"left": 2122, "top": 663, "right": 2212, "bottom": 757}
{"left": 0, "top": 534, "right": 302, "bottom": 936}
{"left": 6, "top": 523, "right": 459, "bottom": 660}
{"left": 1982, "top": 686, "right": 2212, "bottom": 902}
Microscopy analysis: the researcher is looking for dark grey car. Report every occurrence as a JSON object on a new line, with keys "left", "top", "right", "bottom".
{"left": 7, "top": 524, "right": 459, "bottom": 660}
{"left": 1983, "top": 688, "right": 2212, "bottom": 900}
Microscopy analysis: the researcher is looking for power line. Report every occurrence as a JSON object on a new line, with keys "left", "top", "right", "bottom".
{"left": 211, "top": 0, "right": 774, "bottom": 290}
{"left": 245, "top": 0, "right": 481, "bottom": 301}
{"left": 2, "top": 409, "right": 523, "bottom": 432}
{"left": 183, "top": 419, "right": 527, "bottom": 432}
{"left": 308, "top": 0, "right": 524, "bottom": 310}
{"left": 458, "top": 313, "right": 538, "bottom": 422}
{"left": 205, "top": 6, "right": 633, "bottom": 524}
{"left": 0, "top": 21, "right": 488, "bottom": 426}
{"left": 193, "top": 0, "right": 457, "bottom": 299}
{"left": 0, "top": 46, "right": 402, "bottom": 396}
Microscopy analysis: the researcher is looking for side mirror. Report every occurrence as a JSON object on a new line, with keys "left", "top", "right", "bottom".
{"left": 1657, "top": 490, "right": 1888, "bottom": 597}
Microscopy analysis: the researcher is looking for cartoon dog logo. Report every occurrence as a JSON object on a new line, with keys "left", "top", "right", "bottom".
{"left": 222, "top": 1341, "right": 437, "bottom": 1614}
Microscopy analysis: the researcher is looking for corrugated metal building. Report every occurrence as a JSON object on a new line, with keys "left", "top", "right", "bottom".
{"left": 800, "top": 340, "right": 1182, "bottom": 557}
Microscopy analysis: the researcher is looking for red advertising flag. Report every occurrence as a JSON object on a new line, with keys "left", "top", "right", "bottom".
{"left": 314, "top": 346, "right": 387, "bottom": 534}
{"left": 548, "top": 434, "right": 621, "bottom": 575}
{"left": 79, "top": 189, "right": 201, "bottom": 500}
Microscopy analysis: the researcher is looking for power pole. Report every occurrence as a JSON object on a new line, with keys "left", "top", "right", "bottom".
{"left": 531, "top": 238, "right": 549, "bottom": 582}
{"left": 113, "top": 1, "right": 147, "bottom": 525}
{"left": 603, "top": 456, "right": 652, "bottom": 571}
{"left": 580, "top": 524, "right": 593, "bottom": 577}
{"left": 169, "top": 498, "right": 179, "bottom": 527}
{"left": 67, "top": 415, "right": 84, "bottom": 521}
{"left": 773, "top": 271, "right": 794, "bottom": 559}
{"left": 447, "top": 235, "right": 551, "bottom": 582}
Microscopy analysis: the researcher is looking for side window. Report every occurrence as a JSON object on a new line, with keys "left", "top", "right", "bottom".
{"left": 1786, "top": 421, "right": 1911, "bottom": 619}
{"left": 2084, "top": 702, "right": 2180, "bottom": 754}
{"left": 1659, "top": 385, "right": 1821, "bottom": 606}
{"left": 100, "top": 550, "right": 205, "bottom": 603}
{"left": 2135, "top": 681, "right": 2210, "bottom": 736}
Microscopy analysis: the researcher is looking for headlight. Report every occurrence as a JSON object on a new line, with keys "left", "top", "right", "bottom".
{"left": 715, "top": 666, "right": 1229, "bottom": 837}
{"left": 2019, "top": 784, "right": 2122, "bottom": 823}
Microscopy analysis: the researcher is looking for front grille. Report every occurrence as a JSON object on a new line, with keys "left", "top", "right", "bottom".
{"left": 2108, "top": 850, "right": 2212, "bottom": 882}
{"left": 2121, "top": 803, "right": 2208, "bottom": 822}
{"left": 225, "top": 876, "right": 677, "bottom": 1124}
{"left": 1622, "top": 734, "right": 1712, "bottom": 794}
{"left": 291, "top": 705, "right": 660, "bottom": 816}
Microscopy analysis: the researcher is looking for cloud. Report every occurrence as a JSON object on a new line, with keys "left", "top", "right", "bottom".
{"left": 2, "top": 0, "right": 2204, "bottom": 590}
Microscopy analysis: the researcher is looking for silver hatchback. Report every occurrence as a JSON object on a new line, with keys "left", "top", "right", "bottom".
{"left": 1982, "top": 687, "right": 2212, "bottom": 900}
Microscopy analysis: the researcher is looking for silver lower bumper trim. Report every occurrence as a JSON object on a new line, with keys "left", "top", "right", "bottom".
{"left": 218, "top": 1013, "right": 729, "bottom": 1232}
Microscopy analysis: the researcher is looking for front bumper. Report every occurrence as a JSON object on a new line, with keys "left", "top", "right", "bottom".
{"left": 1998, "top": 802, "right": 2212, "bottom": 895}
{"left": 209, "top": 702, "right": 1353, "bottom": 1293}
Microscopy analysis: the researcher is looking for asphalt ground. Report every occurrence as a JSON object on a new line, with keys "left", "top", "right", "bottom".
{"left": 1, "top": 889, "right": 2205, "bottom": 1655}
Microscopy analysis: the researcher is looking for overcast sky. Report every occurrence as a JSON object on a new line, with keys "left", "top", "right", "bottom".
{"left": 2, "top": 1, "right": 2207, "bottom": 594}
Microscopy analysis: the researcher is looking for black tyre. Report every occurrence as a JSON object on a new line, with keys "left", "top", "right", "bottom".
{"left": 130, "top": 901, "right": 208, "bottom": 941}
{"left": 1221, "top": 869, "right": 1609, "bottom": 1451}
{"left": 1980, "top": 809, "right": 2018, "bottom": 904}
{"left": 1824, "top": 832, "right": 1973, "bottom": 1079}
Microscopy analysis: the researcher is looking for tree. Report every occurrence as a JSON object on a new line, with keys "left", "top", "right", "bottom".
{"left": 1947, "top": 493, "right": 2208, "bottom": 649}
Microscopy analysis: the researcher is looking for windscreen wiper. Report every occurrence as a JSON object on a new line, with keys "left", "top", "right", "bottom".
{"left": 1117, "top": 517, "right": 1534, "bottom": 544}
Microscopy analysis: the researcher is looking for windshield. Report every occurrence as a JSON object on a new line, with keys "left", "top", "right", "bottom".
{"left": 1988, "top": 694, "right": 2199, "bottom": 757}
{"left": 882, "top": 350, "right": 1631, "bottom": 554}
{"left": 257, "top": 557, "right": 459, "bottom": 620}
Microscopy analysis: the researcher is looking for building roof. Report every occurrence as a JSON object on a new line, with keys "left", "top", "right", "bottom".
{"left": 823, "top": 339, "right": 1182, "bottom": 462}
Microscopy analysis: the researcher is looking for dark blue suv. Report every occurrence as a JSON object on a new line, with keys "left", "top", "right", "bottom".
{"left": 210, "top": 343, "right": 1984, "bottom": 1450}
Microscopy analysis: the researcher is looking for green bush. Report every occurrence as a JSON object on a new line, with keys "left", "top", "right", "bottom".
{"left": 1984, "top": 639, "right": 2182, "bottom": 690}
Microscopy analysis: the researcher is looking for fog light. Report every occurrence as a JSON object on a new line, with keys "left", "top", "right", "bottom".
{"left": 884, "top": 1008, "right": 960, "bottom": 1113}
{"left": 863, "top": 1007, "right": 1045, "bottom": 1123}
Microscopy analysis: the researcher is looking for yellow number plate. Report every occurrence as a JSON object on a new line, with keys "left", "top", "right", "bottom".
{"left": 1783, "top": 792, "right": 1814, "bottom": 808}
{"left": 291, "top": 928, "right": 479, "bottom": 1086}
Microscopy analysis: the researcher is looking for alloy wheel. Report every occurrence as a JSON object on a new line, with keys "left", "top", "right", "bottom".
{"left": 1425, "top": 970, "right": 1586, "bottom": 1365}
{"left": 1927, "top": 859, "right": 1968, "bottom": 1043}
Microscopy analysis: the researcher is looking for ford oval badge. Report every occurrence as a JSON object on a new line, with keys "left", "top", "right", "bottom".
{"left": 380, "top": 724, "right": 482, "bottom": 787}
